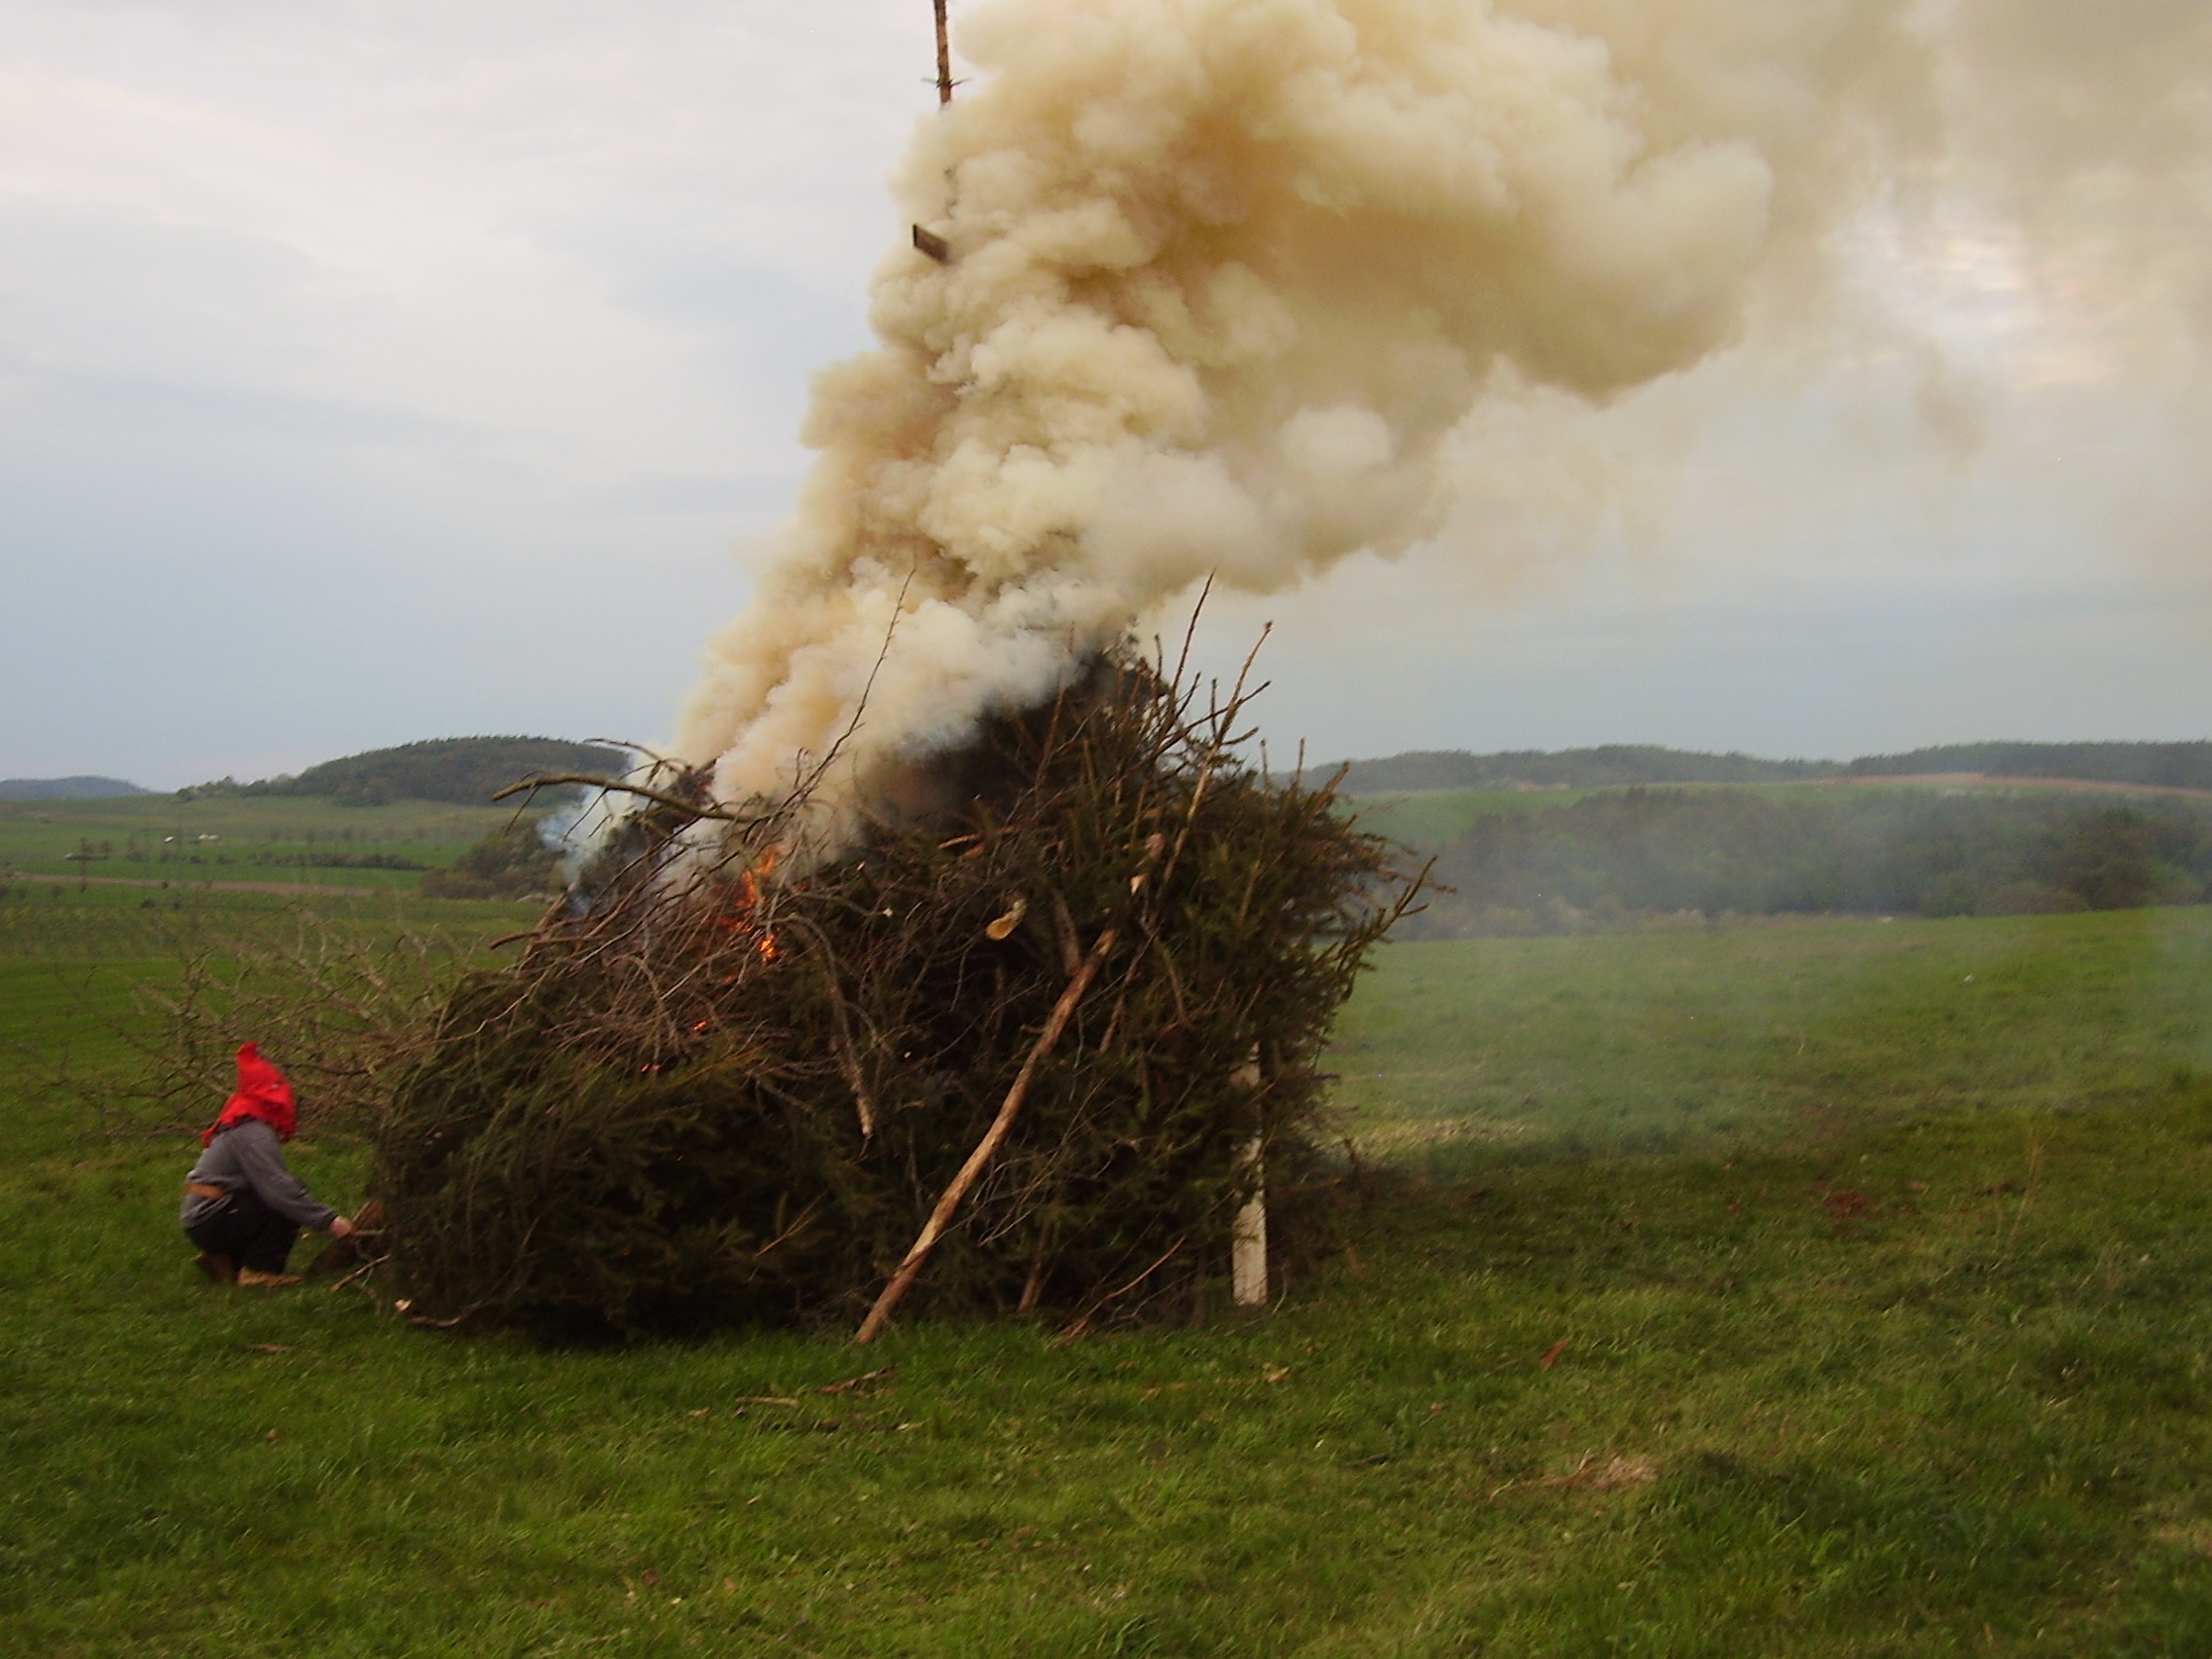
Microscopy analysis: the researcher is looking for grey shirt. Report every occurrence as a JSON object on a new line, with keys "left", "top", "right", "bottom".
{"left": 180, "top": 1119, "right": 339, "bottom": 1232}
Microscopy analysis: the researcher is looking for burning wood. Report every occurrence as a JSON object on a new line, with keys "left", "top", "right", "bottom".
{"left": 722, "top": 846, "right": 781, "bottom": 962}
{"left": 363, "top": 644, "right": 1419, "bottom": 1340}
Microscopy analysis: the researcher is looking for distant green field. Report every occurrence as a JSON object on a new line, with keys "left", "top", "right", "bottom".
{"left": 0, "top": 794, "right": 535, "bottom": 892}
{"left": 0, "top": 885, "right": 546, "bottom": 1139}
{"left": 1339, "top": 786, "right": 1594, "bottom": 849}
{"left": 1743, "top": 777, "right": 2212, "bottom": 808}
{"left": 1341, "top": 775, "right": 2210, "bottom": 853}
{"left": 0, "top": 880, "right": 545, "bottom": 965}
{"left": 7, "top": 894, "right": 2212, "bottom": 1653}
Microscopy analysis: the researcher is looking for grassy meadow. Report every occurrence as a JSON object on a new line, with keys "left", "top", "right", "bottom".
{"left": 1342, "top": 774, "right": 2212, "bottom": 856}
{"left": 1340, "top": 787, "right": 1590, "bottom": 850}
{"left": 1329, "top": 908, "right": 2212, "bottom": 1158}
{"left": 4, "top": 867, "right": 2212, "bottom": 1652}
{"left": 0, "top": 795, "right": 532, "bottom": 892}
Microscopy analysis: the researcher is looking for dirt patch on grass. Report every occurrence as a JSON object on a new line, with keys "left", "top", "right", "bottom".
{"left": 1345, "top": 1114, "right": 1531, "bottom": 1159}
{"left": 1551, "top": 1455, "right": 1659, "bottom": 1493}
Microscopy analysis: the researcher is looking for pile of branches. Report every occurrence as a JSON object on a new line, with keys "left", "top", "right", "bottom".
{"left": 367, "top": 645, "right": 1418, "bottom": 1340}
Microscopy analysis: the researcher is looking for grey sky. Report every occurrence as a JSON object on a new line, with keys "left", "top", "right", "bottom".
{"left": 2, "top": 1, "right": 2205, "bottom": 788}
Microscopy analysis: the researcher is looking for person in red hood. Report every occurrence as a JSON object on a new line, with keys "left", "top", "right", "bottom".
{"left": 180, "top": 1043, "right": 356, "bottom": 1288}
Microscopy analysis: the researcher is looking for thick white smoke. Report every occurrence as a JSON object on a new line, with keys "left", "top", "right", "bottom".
{"left": 670, "top": 0, "right": 2196, "bottom": 845}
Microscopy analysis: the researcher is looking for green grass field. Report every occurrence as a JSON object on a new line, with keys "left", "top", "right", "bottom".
{"left": 1338, "top": 788, "right": 1592, "bottom": 850}
{"left": 0, "top": 795, "right": 534, "bottom": 892}
{"left": 4, "top": 894, "right": 2212, "bottom": 1655}
{"left": 1329, "top": 908, "right": 2212, "bottom": 1158}
{"left": 1340, "top": 775, "right": 2212, "bottom": 854}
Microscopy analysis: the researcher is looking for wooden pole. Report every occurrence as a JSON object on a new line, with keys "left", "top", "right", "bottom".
{"left": 1230, "top": 1054, "right": 1268, "bottom": 1308}
{"left": 934, "top": 0, "right": 953, "bottom": 105}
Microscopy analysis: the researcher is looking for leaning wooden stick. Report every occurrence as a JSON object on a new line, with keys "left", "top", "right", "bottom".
{"left": 854, "top": 835, "right": 1164, "bottom": 1345}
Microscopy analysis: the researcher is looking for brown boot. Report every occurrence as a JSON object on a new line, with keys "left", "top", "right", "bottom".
{"left": 194, "top": 1252, "right": 238, "bottom": 1285}
{"left": 236, "top": 1269, "right": 302, "bottom": 1289}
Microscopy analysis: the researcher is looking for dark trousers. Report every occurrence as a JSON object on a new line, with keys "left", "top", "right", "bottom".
{"left": 185, "top": 1186, "right": 300, "bottom": 1274}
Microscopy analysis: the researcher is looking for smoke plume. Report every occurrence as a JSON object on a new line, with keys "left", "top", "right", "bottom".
{"left": 670, "top": 0, "right": 2198, "bottom": 844}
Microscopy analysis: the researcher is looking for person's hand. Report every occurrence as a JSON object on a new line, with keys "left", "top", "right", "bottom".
{"left": 330, "top": 1215, "right": 356, "bottom": 1239}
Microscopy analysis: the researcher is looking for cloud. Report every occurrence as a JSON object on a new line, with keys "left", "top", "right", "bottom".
{"left": 0, "top": 0, "right": 945, "bottom": 783}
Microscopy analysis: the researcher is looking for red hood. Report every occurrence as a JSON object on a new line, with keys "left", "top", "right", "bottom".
{"left": 202, "top": 1042, "right": 297, "bottom": 1146}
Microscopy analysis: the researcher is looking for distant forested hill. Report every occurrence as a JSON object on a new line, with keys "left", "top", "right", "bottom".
{"left": 0, "top": 776, "right": 152, "bottom": 801}
{"left": 180, "top": 737, "right": 631, "bottom": 806}
{"left": 1314, "top": 740, "right": 2212, "bottom": 794}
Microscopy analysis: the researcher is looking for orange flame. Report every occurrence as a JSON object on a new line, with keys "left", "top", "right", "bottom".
{"left": 718, "top": 845, "right": 783, "bottom": 964}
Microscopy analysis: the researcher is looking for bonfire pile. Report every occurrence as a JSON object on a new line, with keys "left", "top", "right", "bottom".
{"left": 367, "top": 646, "right": 1416, "bottom": 1339}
